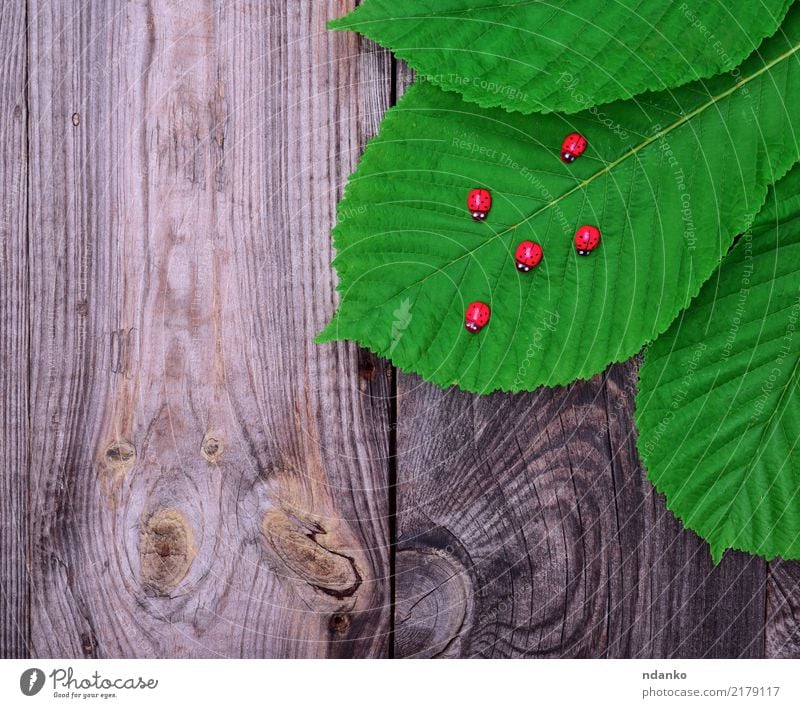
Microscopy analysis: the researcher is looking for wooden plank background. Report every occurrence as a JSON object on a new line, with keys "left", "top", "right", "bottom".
{"left": 1, "top": 0, "right": 799, "bottom": 659}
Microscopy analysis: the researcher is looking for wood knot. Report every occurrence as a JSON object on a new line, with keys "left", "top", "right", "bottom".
{"left": 200, "top": 433, "right": 224, "bottom": 462}
{"left": 396, "top": 535, "right": 473, "bottom": 658}
{"left": 80, "top": 630, "right": 97, "bottom": 656}
{"left": 71, "top": 112, "right": 80, "bottom": 126}
{"left": 103, "top": 440, "right": 135, "bottom": 471}
{"left": 139, "top": 508, "right": 195, "bottom": 595}
{"left": 357, "top": 350, "right": 377, "bottom": 382}
{"left": 261, "top": 509, "right": 362, "bottom": 601}
{"left": 328, "top": 612, "right": 352, "bottom": 634}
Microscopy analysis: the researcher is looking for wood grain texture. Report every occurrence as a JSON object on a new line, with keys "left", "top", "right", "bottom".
{"left": 25, "top": 0, "right": 392, "bottom": 658}
{"left": 395, "top": 360, "right": 768, "bottom": 658}
{"left": 4, "top": 1, "right": 799, "bottom": 661}
{"left": 391, "top": 59, "right": 771, "bottom": 660}
{"left": 0, "top": 0, "right": 29, "bottom": 659}
{"left": 767, "top": 562, "right": 800, "bottom": 657}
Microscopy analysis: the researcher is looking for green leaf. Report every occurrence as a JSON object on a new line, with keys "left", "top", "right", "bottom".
{"left": 330, "top": 0, "right": 793, "bottom": 115}
{"left": 319, "top": 6, "right": 800, "bottom": 394}
{"left": 636, "top": 166, "right": 800, "bottom": 563}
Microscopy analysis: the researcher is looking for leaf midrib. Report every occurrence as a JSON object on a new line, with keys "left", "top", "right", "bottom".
{"left": 510, "top": 41, "right": 800, "bottom": 235}
{"left": 398, "top": 40, "right": 800, "bottom": 291}
{"left": 749, "top": 348, "right": 800, "bottom": 473}
{"left": 368, "top": 40, "right": 800, "bottom": 309}
{"left": 329, "top": 38, "right": 800, "bottom": 382}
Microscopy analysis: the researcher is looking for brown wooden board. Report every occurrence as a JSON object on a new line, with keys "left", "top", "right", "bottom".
{"left": 767, "top": 562, "right": 800, "bottom": 657}
{"left": 0, "top": 0, "right": 30, "bottom": 659}
{"left": 395, "top": 360, "right": 768, "bottom": 658}
{"left": 2, "top": 1, "right": 799, "bottom": 660}
{"left": 390, "top": 58, "right": 778, "bottom": 661}
{"left": 22, "top": 0, "right": 391, "bottom": 658}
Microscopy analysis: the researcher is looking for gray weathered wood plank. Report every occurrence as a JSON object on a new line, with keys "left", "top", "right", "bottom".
{"left": 390, "top": 58, "right": 768, "bottom": 659}
{"left": 395, "top": 359, "right": 767, "bottom": 658}
{"left": 0, "top": 0, "right": 30, "bottom": 659}
{"left": 11, "top": 0, "right": 797, "bottom": 661}
{"left": 26, "top": 0, "right": 392, "bottom": 658}
{"left": 766, "top": 562, "right": 800, "bottom": 657}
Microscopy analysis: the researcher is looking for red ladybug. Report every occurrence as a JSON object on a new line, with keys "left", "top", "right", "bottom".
{"left": 574, "top": 225, "right": 601, "bottom": 256}
{"left": 561, "top": 132, "right": 587, "bottom": 163}
{"left": 467, "top": 189, "right": 492, "bottom": 221}
{"left": 465, "top": 301, "right": 491, "bottom": 333}
{"left": 514, "top": 241, "right": 543, "bottom": 272}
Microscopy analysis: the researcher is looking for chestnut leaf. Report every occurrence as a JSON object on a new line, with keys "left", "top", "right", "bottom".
{"left": 330, "top": 0, "right": 793, "bottom": 115}
{"left": 636, "top": 165, "right": 800, "bottom": 563}
{"left": 318, "top": 7, "right": 800, "bottom": 393}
